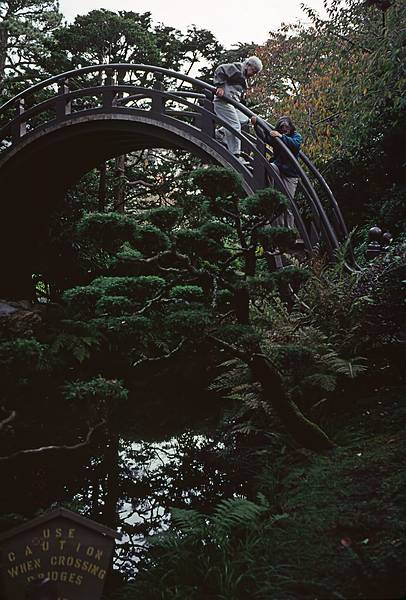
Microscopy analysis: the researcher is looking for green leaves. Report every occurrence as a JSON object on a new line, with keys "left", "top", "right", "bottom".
{"left": 320, "top": 351, "right": 368, "bottom": 379}
{"left": 63, "top": 375, "right": 128, "bottom": 404}
{"left": 164, "top": 307, "right": 212, "bottom": 337}
{"left": 93, "top": 315, "right": 152, "bottom": 344}
{"left": 252, "top": 266, "right": 310, "bottom": 292}
{"left": 0, "top": 338, "right": 48, "bottom": 375}
{"left": 95, "top": 295, "right": 134, "bottom": 317}
{"left": 175, "top": 228, "right": 228, "bottom": 261}
{"left": 192, "top": 166, "right": 244, "bottom": 200}
{"left": 171, "top": 496, "right": 268, "bottom": 541}
{"left": 132, "top": 224, "right": 171, "bottom": 256}
{"left": 171, "top": 507, "right": 206, "bottom": 532}
{"left": 169, "top": 285, "right": 205, "bottom": 302}
{"left": 62, "top": 286, "right": 100, "bottom": 316}
{"left": 257, "top": 226, "right": 297, "bottom": 251}
{"left": 199, "top": 221, "right": 234, "bottom": 241}
{"left": 51, "top": 331, "right": 101, "bottom": 363}
{"left": 146, "top": 206, "right": 182, "bottom": 231}
{"left": 210, "top": 497, "right": 268, "bottom": 533}
{"left": 54, "top": 9, "right": 160, "bottom": 66}
{"left": 241, "top": 188, "right": 288, "bottom": 220}
{"left": 76, "top": 214, "right": 170, "bottom": 258}
{"left": 91, "top": 276, "right": 165, "bottom": 303}
{"left": 0, "top": 0, "right": 62, "bottom": 84}
{"left": 76, "top": 212, "right": 138, "bottom": 252}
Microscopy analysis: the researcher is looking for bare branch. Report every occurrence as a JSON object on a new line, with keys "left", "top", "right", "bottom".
{"left": 133, "top": 338, "right": 186, "bottom": 368}
{"left": 326, "top": 28, "right": 372, "bottom": 53}
{"left": 0, "top": 410, "right": 16, "bottom": 431}
{"left": 288, "top": 284, "right": 312, "bottom": 312}
{"left": 126, "top": 179, "right": 154, "bottom": 188}
{"left": 134, "top": 276, "right": 188, "bottom": 315}
{"left": 123, "top": 249, "right": 204, "bottom": 278}
{"left": 207, "top": 334, "right": 248, "bottom": 361}
{"left": 312, "top": 112, "right": 343, "bottom": 126}
{"left": 249, "top": 218, "right": 268, "bottom": 235}
{"left": 220, "top": 250, "right": 245, "bottom": 269}
{"left": 0, "top": 420, "right": 106, "bottom": 462}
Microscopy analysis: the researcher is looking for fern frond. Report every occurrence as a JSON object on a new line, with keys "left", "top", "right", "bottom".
{"left": 171, "top": 507, "right": 206, "bottom": 533}
{"left": 321, "top": 351, "right": 368, "bottom": 379}
{"left": 208, "top": 362, "right": 250, "bottom": 392}
{"left": 303, "top": 373, "right": 337, "bottom": 392}
{"left": 211, "top": 497, "right": 267, "bottom": 533}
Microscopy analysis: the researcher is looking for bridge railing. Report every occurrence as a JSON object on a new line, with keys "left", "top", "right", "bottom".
{"left": 0, "top": 64, "right": 352, "bottom": 262}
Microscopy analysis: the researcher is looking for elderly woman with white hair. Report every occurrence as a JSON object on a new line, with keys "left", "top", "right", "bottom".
{"left": 213, "top": 56, "right": 263, "bottom": 161}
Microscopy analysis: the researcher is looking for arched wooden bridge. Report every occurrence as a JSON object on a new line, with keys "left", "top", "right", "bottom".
{"left": 0, "top": 64, "right": 351, "bottom": 298}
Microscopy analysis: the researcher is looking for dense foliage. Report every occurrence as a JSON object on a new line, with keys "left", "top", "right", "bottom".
{"left": 253, "top": 0, "right": 406, "bottom": 234}
{"left": 0, "top": 1, "right": 405, "bottom": 599}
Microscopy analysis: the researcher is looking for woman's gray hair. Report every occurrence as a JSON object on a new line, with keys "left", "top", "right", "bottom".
{"left": 243, "top": 56, "right": 263, "bottom": 74}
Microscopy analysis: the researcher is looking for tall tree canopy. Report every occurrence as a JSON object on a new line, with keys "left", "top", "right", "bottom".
{"left": 252, "top": 0, "right": 405, "bottom": 229}
{"left": 0, "top": 0, "right": 62, "bottom": 91}
{"left": 50, "top": 10, "right": 160, "bottom": 67}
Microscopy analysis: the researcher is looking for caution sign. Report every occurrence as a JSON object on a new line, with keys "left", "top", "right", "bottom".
{"left": 0, "top": 507, "right": 121, "bottom": 600}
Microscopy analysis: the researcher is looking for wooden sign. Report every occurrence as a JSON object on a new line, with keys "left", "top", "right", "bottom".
{"left": 0, "top": 508, "right": 121, "bottom": 600}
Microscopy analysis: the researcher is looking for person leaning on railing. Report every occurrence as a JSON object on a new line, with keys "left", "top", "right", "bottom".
{"left": 213, "top": 56, "right": 263, "bottom": 162}
{"left": 251, "top": 115, "right": 302, "bottom": 228}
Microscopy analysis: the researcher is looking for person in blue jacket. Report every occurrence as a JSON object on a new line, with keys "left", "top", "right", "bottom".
{"left": 252, "top": 115, "right": 302, "bottom": 229}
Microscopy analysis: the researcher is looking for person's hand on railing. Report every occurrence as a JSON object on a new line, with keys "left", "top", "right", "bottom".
{"left": 215, "top": 87, "right": 225, "bottom": 98}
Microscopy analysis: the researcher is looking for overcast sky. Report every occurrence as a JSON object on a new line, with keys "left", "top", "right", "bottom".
{"left": 58, "top": 0, "right": 327, "bottom": 48}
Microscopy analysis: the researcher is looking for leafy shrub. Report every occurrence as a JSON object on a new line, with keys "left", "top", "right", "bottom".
{"left": 199, "top": 220, "right": 234, "bottom": 241}
{"left": 132, "top": 224, "right": 170, "bottom": 256}
{"left": 91, "top": 276, "right": 165, "bottom": 303}
{"left": 0, "top": 338, "right": 47, "bottom": 376}
{"left": 257, "top": 226, "right": 297, "bottom": 251}
{"left": 378, "top": 184, "right": 406, "bottom": 235}
{"left": 192, "top": 166, "right": 244, "bottom": 200}
{"left": 163, "top": 307, "right": 212, "bottom": 337}
{"left": 169, "top": 285, "right": 205, "bottom": 302}
{"left": 77, "top": 212, "right": 138, "bottom": 251}
{"left": 175, "top": 229, "right": 227, "bottom": 261}
{"left": 146, "top": 206, "right": 182, "bottom": 231}
{"left": 62, "top": 286, "right": 101, "bottom": 315}
{"left": 64, "top": 376, "right": 128, "bottom": 404}
{"left": 241, "top": 187, "right": 288, "bottom": 220}
{"left": 92, "top": 315, "right": 152, "bottom": 344}
{"left": 95, "top": 296, "right": 134, "bottom": 316}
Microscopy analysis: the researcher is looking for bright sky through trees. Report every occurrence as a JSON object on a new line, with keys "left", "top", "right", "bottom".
{"left": 59, "top": 0, "right": 327, "bottom": 47}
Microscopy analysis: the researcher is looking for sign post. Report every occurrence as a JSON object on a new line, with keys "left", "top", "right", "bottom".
{"left": 0, "top": 508, "right": 121, "bottom": 600}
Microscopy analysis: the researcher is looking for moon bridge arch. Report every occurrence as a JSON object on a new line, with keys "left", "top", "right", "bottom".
{"left": 0, "top": 63, "right": 352, "bottom": 298}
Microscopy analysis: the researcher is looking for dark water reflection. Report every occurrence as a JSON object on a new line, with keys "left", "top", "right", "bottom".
{"left": 77, "top": 432, "right": 241, "bottom": 576}
{"left": 0, "top": 385, "right": 245, "bottom": 586}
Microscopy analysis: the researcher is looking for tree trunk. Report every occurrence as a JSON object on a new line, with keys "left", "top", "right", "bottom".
{"left": 231, "top": 207, "right": 333, "bottom": 452}
{"left": 250, "top": 353, "right": 335, "bottom": 452}
{"left": 233, "top": 285, "right": 250, "bottom": 324}
{"left": 0, "top": 23, "right": 8, "bottom": 85}
{"left": 98, "top": 162, "right": 107, "bottom": 212}
{"left": 101, "top": 433, "right": 120, "bottom": 527}
{"left": 114, "top": 155, "right": 126, "bottom": 213}
{"left": 234, "top": 243, "right": 257, "bottom": 324}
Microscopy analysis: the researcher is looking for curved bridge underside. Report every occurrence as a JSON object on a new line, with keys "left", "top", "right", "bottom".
{"left": 0, "top": 64, "right": 352, "bottom": 298}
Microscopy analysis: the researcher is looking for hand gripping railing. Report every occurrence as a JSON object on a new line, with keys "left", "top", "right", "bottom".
{"left": 0, "top": 63, "right": 353, "bottom": 263}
